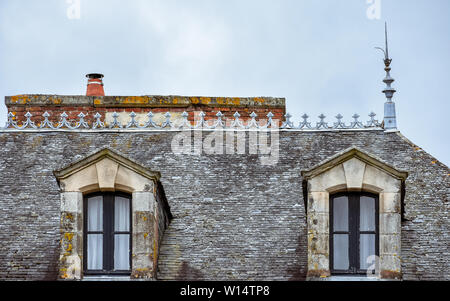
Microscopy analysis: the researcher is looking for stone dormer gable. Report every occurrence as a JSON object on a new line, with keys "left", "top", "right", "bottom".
{"left": 302, "top": 147, "right": 408, "bottom": 190}
{"left": 54, "top": 148, "right": 161, "bottom": 194}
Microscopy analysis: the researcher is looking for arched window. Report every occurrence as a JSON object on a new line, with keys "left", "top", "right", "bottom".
{"left": 83, "top": 192, "right": 132, "bottom": 275}
{"left": 330, "top": 192, "right": 379, "bottom": 275}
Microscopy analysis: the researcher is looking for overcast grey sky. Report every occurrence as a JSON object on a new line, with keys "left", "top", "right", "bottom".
{"left": 0, "top": 0, "right": 449, "bottom": 166}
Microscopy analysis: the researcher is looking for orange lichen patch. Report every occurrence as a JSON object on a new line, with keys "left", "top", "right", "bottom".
{"left": 94, "top": 99, "right": 102, "bottom": 105}
{"left": 431, "top": 160, "right": 437, "bottom": 164}
{"left": 51, "top": 98, "right": 62, "bottom": 105}
{"left": 159, "top": 97, "right": 172, "bottom": 105}
{"left": 216, "top": 97, "right": 241, "bottom": 106}
{"left": 190, "top": 97, "right": 200, "bottom": 104}
{"left": 173, "top": 97, "right": 179, "bottom": 105}
{"left": 152, "top": 241, "right": 158, "bottom": 273}
{"left": 122, "top": 96, "right": 151, "bottom": 105}
{"left": 65, "top": 213, "right": 74, "bottom": 221}
{"left": 254, "top": 97, "right": 265, "bottom": 103}
{"left": 132, "top": 267, "right": 152, "bottom": 279}
{"left": 11, "top": 95, "right": 31, "bottom": 104}
{"left": 200, "top": 97, "right": 211, "bottom": 105}
{"left": 144, "top": 233, "right": 149, "bottom": 239}
{"left": 64, "top": 233, "right": 74, "bottom": 242}
{"left": 231, "top": 97, "right": 240, "bottom": 105}
{"left": 60, "top": 269, "right": 69, "bottom": 279}
{"left": 62, "top": 235, "right": 73, "bottom": 256}
{"left": 21, "top": 96, "right": 31, "bottom": 104}
{"left": 217, "top": 97, "right": 226, "bottom": 105}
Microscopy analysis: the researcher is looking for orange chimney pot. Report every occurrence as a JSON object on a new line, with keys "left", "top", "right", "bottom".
{"left": 86, "top": 73, "right": 105, "bottom": 96}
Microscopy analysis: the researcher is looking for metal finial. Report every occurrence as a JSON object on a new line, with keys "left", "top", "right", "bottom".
{"left": 375, "top": 22, "right": 392, "bottom": 66}
{"left": 375, "top": 22, "right": 397, "bottom": 130}
{"left": 385, "top": 22, "right": 389, "bottom": 60}
{"left": 378, "top": 22, "right": 396, "bottom": 99}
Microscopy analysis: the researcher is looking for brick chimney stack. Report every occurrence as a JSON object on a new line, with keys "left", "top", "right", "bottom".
{"left": 86, "top": 73, "right": 105, "bottom": 96}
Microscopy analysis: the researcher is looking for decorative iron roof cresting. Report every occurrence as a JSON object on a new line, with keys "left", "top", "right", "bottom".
{"left": 2, "top": 111, "right": 382, "bottom": 131}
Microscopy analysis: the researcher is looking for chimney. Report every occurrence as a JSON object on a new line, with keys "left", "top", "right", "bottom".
{"left": 86, "top": 73, "right": 105, "bottom": 96}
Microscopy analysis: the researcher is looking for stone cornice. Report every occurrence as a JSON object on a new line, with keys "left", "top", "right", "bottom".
{"left": 5, "top": 95, "right": 286, "bottom": 108}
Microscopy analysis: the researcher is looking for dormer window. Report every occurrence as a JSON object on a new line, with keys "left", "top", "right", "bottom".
{"left": 301, "top": 147, "right": 407, "bottom": 280}
{"left": 84, "top": 193, "right": 132, "bottom": 275}
{"left": 330, "top": 192, "right": 379, "bottom": 274}
{"left": 54, "top": 148, "right": 172, "bottom": 280}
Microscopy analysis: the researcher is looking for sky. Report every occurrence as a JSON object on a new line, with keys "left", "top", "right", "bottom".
{"left": 0, "top": 0, "right": 449, "bottom": 166}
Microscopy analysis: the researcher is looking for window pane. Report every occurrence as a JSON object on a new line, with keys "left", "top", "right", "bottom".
{"left": 360, "top": 234, "right": 376, "bottom": 269}
{"left": 114, "top": 234, "right": 130, "bottom": 270}
{"left": 87, "top": 234, "right": 103, "bottom": 270}
{"left": 114, "top": 196, "right": 130, "bottom": 232}
{"left": 360, "top": 196, "right": 375, "bottom": 231}
{"left": 333, "top": 234, "right": 349, "bottom": 270}
{"left": 88, "top": 196, "right": 103, "bottom": 231}
{"left": 333, "top": 196, "right": 348, "bottom": 231}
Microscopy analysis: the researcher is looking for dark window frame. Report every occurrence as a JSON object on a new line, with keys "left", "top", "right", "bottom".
{"left": 83, "top": 192, "right": 132, "bottom": 276}
{"left": 329, "top": 192, "right": 379, "bottom": 275}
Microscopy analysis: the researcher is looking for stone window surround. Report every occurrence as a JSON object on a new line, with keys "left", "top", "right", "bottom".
{"left": 301, "top": 147, "right": 408, "bottom": 280}
{"left": 54, "top": 148, "right": 161, "bottom": 280}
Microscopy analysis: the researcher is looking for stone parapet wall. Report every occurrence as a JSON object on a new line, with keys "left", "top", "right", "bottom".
{"left": 5, "top": 95, "right": 286, "bottom": 125}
